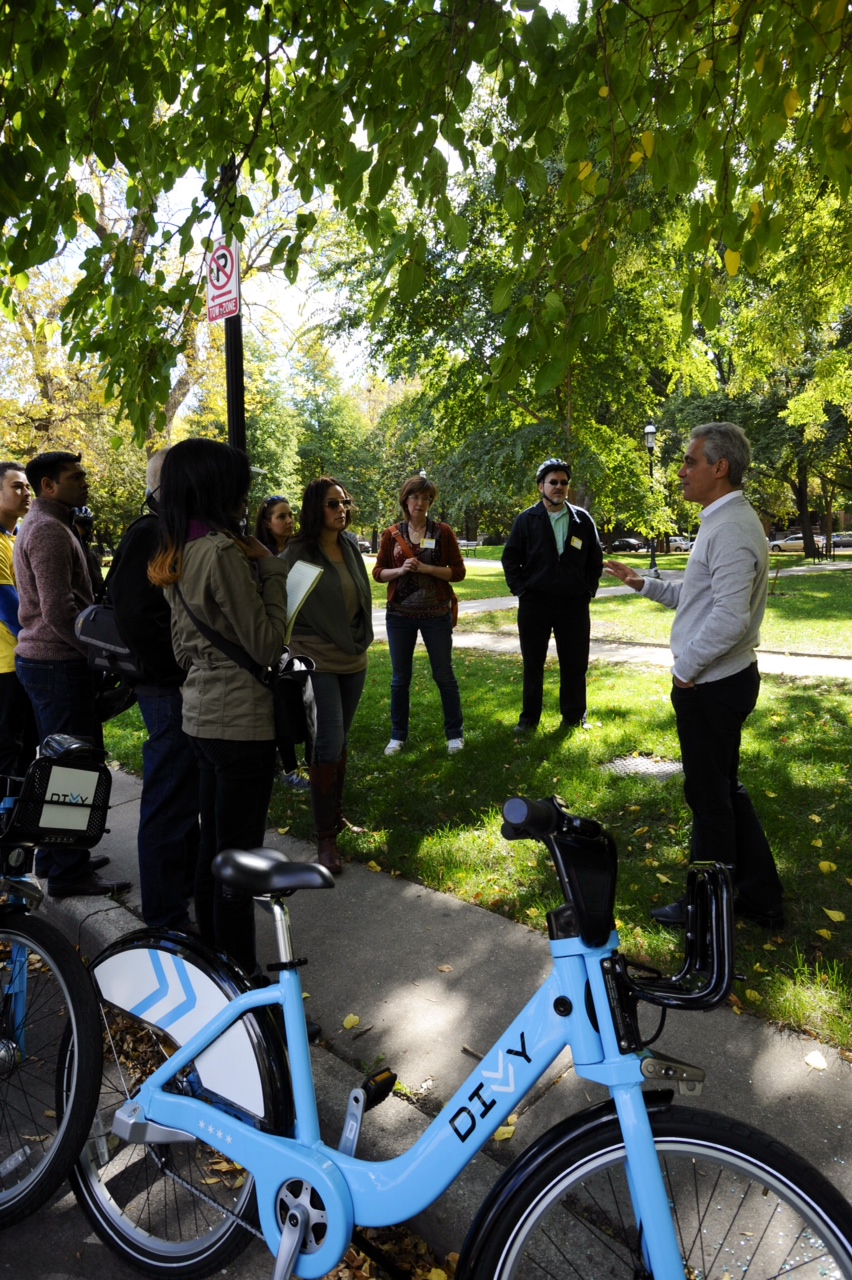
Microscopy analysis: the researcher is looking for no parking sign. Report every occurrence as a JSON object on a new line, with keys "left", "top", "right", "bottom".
{"left": 206, "top": 238, "right": 241, "bottom": 322}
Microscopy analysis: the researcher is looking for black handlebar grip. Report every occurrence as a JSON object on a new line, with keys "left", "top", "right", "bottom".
{"left": 502, "top": 796, "right": 558, "bottom": 838}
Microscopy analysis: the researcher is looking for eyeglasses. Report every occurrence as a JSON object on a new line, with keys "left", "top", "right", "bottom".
{"left": 546, "top": 479, "right": 568, "bottom": 486}
{"left": 325, "top": 498, "right": 352, "bottom": 510}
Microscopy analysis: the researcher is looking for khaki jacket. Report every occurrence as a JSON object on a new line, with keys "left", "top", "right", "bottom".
{"left": 167, "top": 532, "right": 288, "bottom": 741}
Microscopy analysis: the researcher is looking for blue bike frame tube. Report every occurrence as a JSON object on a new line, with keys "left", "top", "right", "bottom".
{"left": 9, "top": 942, "right": 28, "bottom": 1059}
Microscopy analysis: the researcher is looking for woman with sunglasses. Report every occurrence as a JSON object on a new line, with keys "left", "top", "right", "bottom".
{"left": 281, "top": 477, "right": 373, "bottom": 873}
{"left": 373, "top": 474, "right": 466, "bottom": 756}
{"left": 255, "top": 495, "right": 295, "bottom": 555}
{"left": 254, "top": 494, "right": 309, "bottom": 790}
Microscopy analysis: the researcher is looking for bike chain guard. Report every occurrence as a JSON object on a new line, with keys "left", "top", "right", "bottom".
{"left": 602, "top": 861, "right": 735, "bottom": 1055}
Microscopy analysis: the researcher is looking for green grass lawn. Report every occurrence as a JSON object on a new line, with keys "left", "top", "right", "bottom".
{"left": 455, "top": 568, "right": 852, "bottom": 657}
{"left": 105, "top": 645, "right": 852, "bottom": 1046}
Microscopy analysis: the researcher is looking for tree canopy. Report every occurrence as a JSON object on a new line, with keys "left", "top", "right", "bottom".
{"left": 3, "top": 0, "right": 852, "bottom": 442}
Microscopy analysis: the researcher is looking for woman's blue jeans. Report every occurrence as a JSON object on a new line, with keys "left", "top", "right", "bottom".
{"left": 385, "top": 610, "right": 463, "bottom": 741}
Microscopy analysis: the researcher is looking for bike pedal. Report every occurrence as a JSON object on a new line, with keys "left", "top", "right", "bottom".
{"left": 360, "top": 1067, "right": 397, "bottom": 1112}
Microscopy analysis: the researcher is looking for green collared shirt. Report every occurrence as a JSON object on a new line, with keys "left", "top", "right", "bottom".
{"left": 548, "top": 505, "right": 569, "bottom": 555}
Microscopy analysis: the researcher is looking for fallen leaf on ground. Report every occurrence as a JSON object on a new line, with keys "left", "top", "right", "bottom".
{"left": 823, "top": 909, "right": 846, "bottom": 922}
{"left": 437, "top": 965, "right": 453, "bottom": 973}
{"left": 493, "top": 1125, "right": 515, "bottom": 1141}
{"left": 805, "top": 1050, "right": 827, "bottom": 1071}
{"left": 367, "top": 860, "right": 382, "bottom": 872}
{"left": 819, "top": 860, "right": 836, "bottom": 872}
{"left": 343, "top": 1014, "right": 361, "bottom": 1030}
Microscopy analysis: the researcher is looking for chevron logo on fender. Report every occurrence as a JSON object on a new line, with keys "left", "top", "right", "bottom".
{"left": 130, "top": 951, "right": 198, "bottom": 1028}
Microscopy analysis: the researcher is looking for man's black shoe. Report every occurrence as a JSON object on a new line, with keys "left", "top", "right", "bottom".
{"left": 513, "top": 722, "right": 537, "bottom": 735}
{"left": 650, "top": 898, "right": 688, "bottom": 927}
{"left": 89, "top": 854, "right": 110, "bottom": 872}
{"left": 733, "top": 897, "right": 785, "bottom": 928}
{"left": 48, "top": 872, "right": 131, "bottom": 898}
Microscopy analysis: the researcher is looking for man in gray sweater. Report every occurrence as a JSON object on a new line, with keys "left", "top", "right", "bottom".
{"left": 605, "top": 422, "right": 784, "bottom": 928}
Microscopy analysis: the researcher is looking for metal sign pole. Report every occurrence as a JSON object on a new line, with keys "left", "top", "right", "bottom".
{"left": 219, "top": 158, "right": 246, "bottom": 456}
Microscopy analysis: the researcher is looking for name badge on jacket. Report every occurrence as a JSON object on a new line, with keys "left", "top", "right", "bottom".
{"left": 570, "top": 536, "right": 583, "bottom": 550}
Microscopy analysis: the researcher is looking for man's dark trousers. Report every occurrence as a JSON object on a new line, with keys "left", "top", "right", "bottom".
{"left": 517, "top": 590, "right": 591, "bottom": 728}
{"left": 14, "top": 655, "right": 103, "bottom": 884}
{"left": 671, "top": 663, "right": 783, "bottom": 910}
{"left": 136, "top": 688, "right": 199, "bottom": 928}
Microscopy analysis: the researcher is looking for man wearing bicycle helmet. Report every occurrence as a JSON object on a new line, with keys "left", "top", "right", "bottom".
{"left": 502, "top": 458, "right": 603, "bottom": 733}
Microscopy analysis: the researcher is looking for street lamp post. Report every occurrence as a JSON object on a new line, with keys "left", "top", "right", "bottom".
{"left": 644, "top": 421, "right": 660, "bottom": 579}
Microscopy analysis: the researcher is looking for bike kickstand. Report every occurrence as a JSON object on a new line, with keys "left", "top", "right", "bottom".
{"left": 272, "top": 1202, "right": 309, "bottom": 1280}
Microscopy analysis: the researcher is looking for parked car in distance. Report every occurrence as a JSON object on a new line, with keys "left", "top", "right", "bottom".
{"left": 667, "top": 536, "right": 693, "bottom": 551}
{"left": 354, "top": 535, "right": 372, "bottom": 553}
{"left": 830, "top": 533, "right": 852, "bottom": 548}
{"left": 769, "top": 534, "right": 825, "bottom": 552}
{"left": 610, "top": 538, "right": 644, "bottom": 553}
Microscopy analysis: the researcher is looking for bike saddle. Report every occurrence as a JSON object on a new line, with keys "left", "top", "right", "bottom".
{"left": 212, "top": 847, "right": 335, "bottom": 896}
{"left": 40, "top": 734, "right": 105, "bottom": 763}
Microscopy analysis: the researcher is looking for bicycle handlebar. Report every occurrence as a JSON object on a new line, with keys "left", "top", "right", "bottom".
{"left": 502, "top": 796, "right": 602, "bottom": 843}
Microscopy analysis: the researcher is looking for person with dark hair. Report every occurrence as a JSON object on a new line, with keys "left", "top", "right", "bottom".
{"left": 255, "top": 495, "right": 295, "bottom": 554}
{"left": 373, "top": 474, "right": 466, "bottom": 756}
{"left": 502, "top": 458, "right": 604, "bottom": 734}
{"left": 0, "top": 461, "right": 38, "bottom": 793}
{"left": 606, "top": 422, "right": 784, "bottom": 929}
{"left": 108, "top": 448, "right": 199, "bottom": 931}
{"left": 282, "top": 477, "right": 373, "bottom": 874}
{"left": 149, "top": 438, "right": 288, "bottom": 975}
{"left": 253, "top": 493, "right": 310, "bottom": 789}
{"left": 14, "top": 451, "right": 128, "bottom": 896}
{"left": 72, "top": 504, "right": 106, "bottom": 602}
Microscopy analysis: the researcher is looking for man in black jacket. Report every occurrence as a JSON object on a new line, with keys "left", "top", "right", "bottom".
{"left": 502, "top": 458, "right": 603, "bottom": 733}
{"left": 108, "top": 449, "right": 199, "bottom": 929}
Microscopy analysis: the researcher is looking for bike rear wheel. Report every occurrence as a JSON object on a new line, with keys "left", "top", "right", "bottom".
{"left": 461, "top": 1105, "right": 852, "bottom": 1278}
{"left": 69, "top": 930, "right": 291, "bottom": 1279}
{"left": 0, "top": 910, "right": 101, "bottom": 1227}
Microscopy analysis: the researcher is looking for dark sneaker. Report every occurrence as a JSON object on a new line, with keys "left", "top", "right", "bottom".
{"left": 48, "top": 872, "right": 131, "bottom": 898}
{"left": 733, "top": 897, "right": 785, "bottom": 928}
{"left": 513, "top": 722, "right": 537, "bottom": 735}
{"left": 89, "top": 854, "right": 110, "bottom": 872}
{"left": 650, "top": 898, "right": 688, "bottom": 927}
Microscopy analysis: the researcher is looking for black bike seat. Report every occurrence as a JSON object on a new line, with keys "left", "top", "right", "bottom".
{"left": 212, "top": 847, "right": 335, "bottom": 895}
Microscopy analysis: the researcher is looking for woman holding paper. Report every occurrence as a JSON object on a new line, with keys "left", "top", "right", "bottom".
{"left": 282, "top": 477, "right": 373, "bottom": 873}
{"left": 148, "top": 439, "right": 287, "bottom": 977}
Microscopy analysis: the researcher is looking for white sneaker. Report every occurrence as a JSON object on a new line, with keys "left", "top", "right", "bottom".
{"left": 447, "top": 737, "right": 464, "bottom": 754}
{"left": 384, "top": 739, "right": 405, "bottom": 756}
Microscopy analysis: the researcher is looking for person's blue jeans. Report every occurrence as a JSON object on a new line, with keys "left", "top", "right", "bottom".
{"left": 386, "top": 611, "right": 463, "bottom": 741}
{"left": 15, "top": 655, "right": 103, "bottom": 885}
{"left": 137, "top": 688, "right": 200, "bottom": 928}
{"left": 310, "top": 671, "right": 367, "bottom": 763}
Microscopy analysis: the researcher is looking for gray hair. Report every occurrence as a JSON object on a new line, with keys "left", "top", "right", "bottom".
{"left": 690, "top": 422, "right": 751, "bottom": 486}
{"left": 146, "top": 448, "right": 169, "bottom": 493}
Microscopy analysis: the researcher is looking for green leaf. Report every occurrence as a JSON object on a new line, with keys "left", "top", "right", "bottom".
{"left": 446, "top": 213, "right": 469, "bottom": 251}
{"left": 492, "top": 277, "right": 515, "bottom": 313}
{"left": 535, "top": 355, "right": 568, "bottom": 395}
{"left": 502, "top": 186, "right": 525, "bottom": 221}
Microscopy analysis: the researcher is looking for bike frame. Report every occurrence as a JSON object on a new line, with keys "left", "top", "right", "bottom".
{"left": 112, "top": 911, "right": 686, "bottom": 1280}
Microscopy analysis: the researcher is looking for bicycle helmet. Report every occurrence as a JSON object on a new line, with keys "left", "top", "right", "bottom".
{"left": 536, "top": 458, "right": 572, "bottom": 483}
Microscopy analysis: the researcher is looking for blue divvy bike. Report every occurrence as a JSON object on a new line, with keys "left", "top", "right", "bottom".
{"left": 68, "top": 795, "right": 852, "bottom": 1278}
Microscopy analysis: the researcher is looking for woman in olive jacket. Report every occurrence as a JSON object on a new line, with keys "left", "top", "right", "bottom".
{"left": 149, "top": 439, "right": 287, "bottom": 976}
{"left": 282, "top": 476, "right": 373, "bottom": 873}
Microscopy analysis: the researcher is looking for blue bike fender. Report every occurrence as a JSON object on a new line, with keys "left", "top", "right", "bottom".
{"left": 455, "top": 1090, "right": 675, "bottom": 1280}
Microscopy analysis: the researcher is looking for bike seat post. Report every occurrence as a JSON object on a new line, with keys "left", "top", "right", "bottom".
{"left": 270, "top": 897, "right": 295, "bottom": 966}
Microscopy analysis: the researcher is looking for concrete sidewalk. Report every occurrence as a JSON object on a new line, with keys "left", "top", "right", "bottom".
{"left": 27, "top": 764, "right": 852, "bottom": 1276}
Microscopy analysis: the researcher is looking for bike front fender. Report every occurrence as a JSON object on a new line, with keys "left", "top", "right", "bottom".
{"left": 455, "top": 1089, "right": 675, "bottom": 1280}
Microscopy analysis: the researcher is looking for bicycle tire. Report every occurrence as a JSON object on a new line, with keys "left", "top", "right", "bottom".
{"left": 0, "top": 909, "right": 101, "bottom": 1228}
{"left": 459, "top": 1104, "right": 852, "bottom": 1279}
{"left": 69, "top": 929, "right": 291, "bottom": 1279}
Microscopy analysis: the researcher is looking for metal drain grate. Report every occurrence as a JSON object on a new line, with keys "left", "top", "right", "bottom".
{"left": 605, "top": 755, "right": 682, "bottom": 779}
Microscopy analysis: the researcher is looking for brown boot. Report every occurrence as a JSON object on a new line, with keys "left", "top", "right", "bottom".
{"left": 309, "top": 762, "right": 343, "bottom": 874}
{"left": 335, "top": 748, "right": 368, "bottom": 835}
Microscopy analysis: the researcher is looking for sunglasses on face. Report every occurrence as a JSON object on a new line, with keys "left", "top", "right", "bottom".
{"left": 546, "top": 479, "right": 568, "bottom": 486}
{"left": 325, "top": 498, "right": 352, "bottom": 510}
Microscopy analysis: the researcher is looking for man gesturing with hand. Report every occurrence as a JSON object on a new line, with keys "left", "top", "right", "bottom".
{"left": 605, "top": 422, "right": 783, "bottom": 929}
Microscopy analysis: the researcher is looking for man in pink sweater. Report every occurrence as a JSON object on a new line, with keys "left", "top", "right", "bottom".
{"left": 14, "top": 451, "right": 130, "bottom": 897}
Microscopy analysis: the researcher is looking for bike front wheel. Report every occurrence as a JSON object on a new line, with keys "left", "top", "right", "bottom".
{"left": 462, "top": 1105, "right": 852, "bottom": 1278}
{"left": 0, "top": 910, "right": 101, "bottom": 1228}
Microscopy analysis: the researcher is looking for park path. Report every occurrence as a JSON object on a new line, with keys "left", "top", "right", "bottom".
{"left": 370, "top": 560, "right": 852, "bottom": 681}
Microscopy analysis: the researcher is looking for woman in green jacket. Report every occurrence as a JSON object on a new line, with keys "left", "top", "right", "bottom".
{"left": 282, "top": 477, "right": 373, "bottom": 873}
{"left": 149, "top": 439, "right": 287, "bottom": 976}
